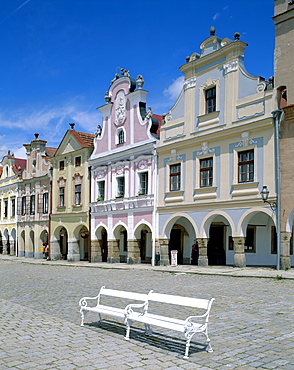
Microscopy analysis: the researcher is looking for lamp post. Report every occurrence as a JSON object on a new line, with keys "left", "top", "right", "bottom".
{"left": 260, "top": 184, "right": 279, "bottom": 270}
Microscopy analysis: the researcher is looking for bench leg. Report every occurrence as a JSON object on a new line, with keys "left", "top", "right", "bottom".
{"left": 124, "top": 319, "right": 131, "bottom": 340}
{"left": 183, "top": 336, "right": 192, "bottom": 359}
{"left": 144, "top": 324, "right": 153, "bottom": 336}
{"left": 80, "top": 309, "right": 86, "bottom": 327}
{"left": 206, "top": 338, "right": 213, "bottom": 353}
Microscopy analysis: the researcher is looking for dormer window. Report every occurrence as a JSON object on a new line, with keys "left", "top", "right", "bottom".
{"left": 205, "top": 87, "right": 216, "bottom": 114}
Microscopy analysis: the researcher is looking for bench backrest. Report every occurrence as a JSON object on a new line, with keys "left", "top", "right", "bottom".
{"left": 148, "top": 291, "right": 214, "bottom": 310}
{"left": 99, "top": 286, "right": 148, "bottom": 302}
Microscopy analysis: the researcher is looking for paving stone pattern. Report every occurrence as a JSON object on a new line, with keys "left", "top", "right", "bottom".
{"left": 0, "top": 260, "right": 293, "bottom": 369}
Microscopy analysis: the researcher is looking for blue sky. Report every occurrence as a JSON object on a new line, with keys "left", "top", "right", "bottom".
{"left": 0, "top": 0, "right": 274, "bottom": 159}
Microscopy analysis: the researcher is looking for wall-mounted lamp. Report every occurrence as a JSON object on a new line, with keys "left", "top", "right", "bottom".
{"left": 260, "top": 185, "right": 277, "bottom": 212}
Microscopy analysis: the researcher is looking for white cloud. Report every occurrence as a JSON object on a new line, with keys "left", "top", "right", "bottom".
{"left": 213, "top": 12, "right": 220, "bottom": 21}
{"left": 163, "top": 76, "right": 184, "bottom": 101}
{"left": 0, "top": 102, "right": 100, "bottom": 158}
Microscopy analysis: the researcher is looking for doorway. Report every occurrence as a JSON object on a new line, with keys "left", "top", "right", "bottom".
{"left": 207, "top": 224, "right": 226, "bottom": 265}
{"left": 169, "top": 228, "right": 183, "bottom": 264}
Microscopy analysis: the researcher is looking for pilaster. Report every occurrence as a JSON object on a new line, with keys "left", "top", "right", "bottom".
{"left": 159, "top": 238, "right": 170, "bottom": 266}
{"left": 91, "top": 239, "right": 102, "bottom": 262}
{"left": 127, "top": 239, "right": 141, "bottom": 264}
{"left": 107, "top": 239, "right": 120, "bottom": 263}
{"left": 280, "top": 232, "right": 291, "bottom": 270}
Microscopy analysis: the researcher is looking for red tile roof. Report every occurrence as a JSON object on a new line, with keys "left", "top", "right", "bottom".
{"left": 69, "top": 130, "right": 95, "bottom": 148}
{"left": 45, "top": 147, "right": 57, "bottom": 158}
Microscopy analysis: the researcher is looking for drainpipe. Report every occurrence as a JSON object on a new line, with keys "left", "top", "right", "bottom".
{"left": 272, "top": 109, "right": 283, "bottom": 270}
{"left": 151, "top": 144, "right": 158, "bottom": 267}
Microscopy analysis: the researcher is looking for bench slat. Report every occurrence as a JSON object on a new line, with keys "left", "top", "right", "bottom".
{"left": 148, "top": 292, "right": 210, "bottom": 309}
{"left": 101, "top": 288, "right": 148, "bottom": 301}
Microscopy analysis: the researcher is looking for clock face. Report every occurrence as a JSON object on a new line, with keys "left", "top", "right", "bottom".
{"left": 115, "top": 91, "right": 126, "bottom": 125}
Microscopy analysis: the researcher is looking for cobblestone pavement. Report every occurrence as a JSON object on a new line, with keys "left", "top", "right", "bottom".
{"left": 0, "top": 259, "right": 293, "bottom": 369}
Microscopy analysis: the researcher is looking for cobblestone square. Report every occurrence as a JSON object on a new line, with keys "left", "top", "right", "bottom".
{"left": 0, "top": 259, "right": 293, "bottom": 369}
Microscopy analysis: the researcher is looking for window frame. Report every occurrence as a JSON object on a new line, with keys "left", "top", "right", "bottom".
{"left": 116, "top": 128, "right": 126, "bottom": 145}
{"left": 4, "top": 200, "right": 8, "bottom": 218}
{"left": 169, "top": 163, "right": 181, "bottom": 191}
{"left": 59, "top": 160, "right": 65, "bottom": 171}
{"left": 43, "top": 193, "right": 49, "bottom": 214}
{"left": 244, "top": 225, "right": 256, "bottom": 253}
{"left": 59, "top": 187, "right": 65, "bottom": 207}
{"left": 238, "top": 149, "right": 254, "bottom": 183}
{"left": 75, "top": 156, "right": 81, "bottom": 167}
{"left": 75, "top": 184, "right": 82, "bottom": 206}
{"left": 117, "top": 176, "right": 125, "bottom": 198}
{"left": 205, "top": 87, "right": 216, "bottom": 114}
{"left": 97, "top": 180, "right": 105, "bottom": 201}
{"left": 200, "top": 157, "right": 213, "bottom": 188}
{"left": 138, "top": 171, "right": 148, "bottom": 195}
{"left": 30, "top": 195, "right": 35, "bottom": 215}
{"left": 21, "top": 196, "right": 26, "bottom": 216}
{"left": 11, "top": 198, "right": 15, "bottom": 218}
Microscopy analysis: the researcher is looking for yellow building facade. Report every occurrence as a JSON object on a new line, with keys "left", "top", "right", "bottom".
{"left": 157, "top": 29, "right": 278, "bottom": 267}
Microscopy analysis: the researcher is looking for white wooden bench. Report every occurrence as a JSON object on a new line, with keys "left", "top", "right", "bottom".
{"left": 78, "top": 286, "right": 149, "bottom": 327}
{"left": 124, "top": 291, "right": 215, "bottom": 359}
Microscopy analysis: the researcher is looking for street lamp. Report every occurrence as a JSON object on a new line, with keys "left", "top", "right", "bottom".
{"left": 260, "top": 185, "right": 277, "bottom": 212}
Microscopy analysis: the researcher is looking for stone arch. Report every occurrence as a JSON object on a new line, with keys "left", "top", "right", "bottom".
{"left": 286, "top": 208, "right": 294, "bottom": 233}
{"left": 161, "top": 213, "right": 199, "bottom": 239}
{"left": 113, "top": 222, "right": 128, "bottom": 263}
{"left": 10, "top": 228, "right": 16, "bottom": 256}
{"left": 238, "top": 208, "right": 277, "bottom": 266}
{"left": 200, "top": 210, "right": 235, "bottom": 238}
{"left": 72, "top": 223, "right": 90, "bottom": 261}
{"left": 238, "top": 208, "right": 276, "bottom": 237}
{"left": 133, "top": 222, "right": 152, "bottom": 263}
{"left": 161, "top": 214, "right": 197, "bottom": 265}
{"left": 50, "top": 225, "right": 68, "bottom": 260}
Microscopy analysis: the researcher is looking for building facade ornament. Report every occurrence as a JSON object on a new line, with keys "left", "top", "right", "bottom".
{"left": 184, "top": 77, "right": 197, "bottom": 90}
{"left": 223, "top": 60, "right": 238, "bottom": 74}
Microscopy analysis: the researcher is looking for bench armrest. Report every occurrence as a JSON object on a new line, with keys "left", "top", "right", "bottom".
{"left": 79, "top": 295, "right": 100, "bottom": 308}
{"left": 124, "top": 302, "right": 148, "bottom": 317}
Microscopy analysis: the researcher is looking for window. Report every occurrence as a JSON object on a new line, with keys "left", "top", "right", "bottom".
{"left": 118, "top": 128, "right": 125, "bottom": 144}
{"left": 75, "top": 184, "right": 81, "bottom": 205}
{"left": 139, "top": 172, "right": 148, "bottom": 195}
{"left": 59, "top": 187, "right": 65, "bottom": 207}
{"left": 205, "top": 87, "right": 216, "bottom": 114}
{"left": 238, "top": 150, "right": 254, "bottom": 183}
{"left": 97, "top": 181, "right": 105, "bottom": 201}
{"left": 4, "top": 200, "right": 8, "bottom": 218}
{"left": 117, "top": 177, "right": 125, "bottom": 197}
{"left": 43, "top": 193, "right": 48, "bottom": 214}
{"left": 170, "top": 164, "right": 181, "bottom": 191}
{"left": 200, "top": 158, "right": 213, "bottom": 187}
{"left": 21, "top": 196, "right": 26, "bottom": 215}
{"left": 244, "top": 225, "right": 256, "bottom": 252}
{"left": 75, "top": 156, "right": 81, "bottom": 167}
{"left": 30, "top": 195, "right": 35, "bottom": 215}
{"left": 59, "top": 160, "right": 65, "bottom": 171}
{"left": 11, "top": 199, "right": 15, "bottom": 217}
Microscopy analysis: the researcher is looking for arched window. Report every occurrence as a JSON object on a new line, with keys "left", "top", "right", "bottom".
{"left": 117, "top": 128, "right": 125, "bottom": 144}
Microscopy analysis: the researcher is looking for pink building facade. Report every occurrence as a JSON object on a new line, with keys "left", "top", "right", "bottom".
{"left": 89, "top": 70, "right": 160, "bottom": 264}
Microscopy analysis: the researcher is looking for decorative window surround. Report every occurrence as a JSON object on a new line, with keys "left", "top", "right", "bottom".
{"left": 194, "top": 186, "right": 217, "bottom": 200}
{"left": 197, "top": 110, "right": 220, "bottom": 129}
{"left": 230, "top": 136, "right": 263, "bottom": 198}
{"left": 164, "top": 153, "right": 186, "bottom": 202}
{"left": 193, "top": 145, "right": 220, "bottom": 200}
{"left": 165, "top": 190, "right": 185, "bottom": 203}
{"left": 199, "top": 78, "right": 220, "bottom": 117}
{"left": 231, "top": 182, "right": 260, "bottom": 197}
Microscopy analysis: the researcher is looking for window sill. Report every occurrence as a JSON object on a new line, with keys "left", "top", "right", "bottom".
{"left": 73, "top": 204, "right": 82, "bottom": 208}
{"left": 165, "top": 190, "right": 184, "bottom": 203}
{"left": 197, "top": 111, "right": 220, "bottom": 129}
{"left": 231, "top": 182, "right": 259, "bottom": 197}
{"left": 57, "top": 206, "right": 66, "bottom": 209}
{"left": 194, "top": 186, "right": 217, "bottom": 200}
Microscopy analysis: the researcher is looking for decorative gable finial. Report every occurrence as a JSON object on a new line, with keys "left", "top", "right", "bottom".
{"left": 34, "top": 133, "right": 39, "bottom": 139}
{"left": 210, "top": 26, "right": 215, "bottom": 36}
{"left": 234, "top": 32, "right": 240, "bottom": 41}
{"left": 69, "top": 123, "right": 75, "bottom": 130}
